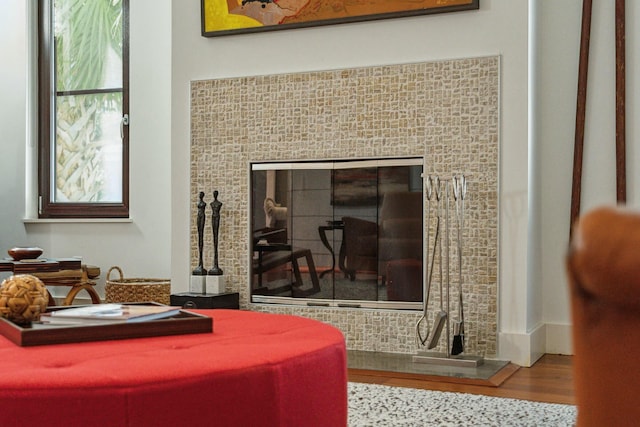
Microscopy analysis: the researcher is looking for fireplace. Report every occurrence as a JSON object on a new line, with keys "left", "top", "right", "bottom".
{"left": 250, "top": 158, "right": 424, "bottom": 309}
{"left": 190, "top": 56, "right": 499, "bottom": 357}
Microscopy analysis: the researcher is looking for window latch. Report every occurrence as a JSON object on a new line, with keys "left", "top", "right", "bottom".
{"left": 120, "top": 114, "right": 129, "bottom": 139}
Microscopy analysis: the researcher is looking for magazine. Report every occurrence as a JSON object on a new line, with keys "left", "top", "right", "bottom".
{"left": 40, "top": 304, "right": 181, "bottom": 325}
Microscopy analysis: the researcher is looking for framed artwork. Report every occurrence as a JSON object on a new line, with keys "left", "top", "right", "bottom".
{"left": 201, "top": 0, "right": 479, "bottom": 37}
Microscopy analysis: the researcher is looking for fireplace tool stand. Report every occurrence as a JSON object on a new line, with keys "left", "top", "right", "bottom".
{"left": 413, "top": 175, "right": 484, "bottom": 368}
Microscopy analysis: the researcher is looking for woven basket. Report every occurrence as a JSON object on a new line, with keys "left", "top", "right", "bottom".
{"left": 105, "top": 266, "right": 170, "bottom": 305}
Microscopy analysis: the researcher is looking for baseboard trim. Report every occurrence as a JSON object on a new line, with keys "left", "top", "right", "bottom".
{"left": 499, "top": 322, "right": 573, "bottom": 366}
{"left": 498, "top": 323, "right": 545, "bottom": 367}
{"left": 545, "top": 322, "right": 573, "bottom": 355}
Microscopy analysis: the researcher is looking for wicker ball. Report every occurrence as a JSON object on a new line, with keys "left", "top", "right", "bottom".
{"left": 0, "top": 275, "right": 49, "bottom": 324}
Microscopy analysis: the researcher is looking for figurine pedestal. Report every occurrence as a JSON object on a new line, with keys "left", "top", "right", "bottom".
{"left": 206, "top": 275, "right": 225, "bottom": 294}
{"left": 189, "top": 275, "right": 206, "bottom": 294}
{"left": 170, "top": 292, "right": 239, "bottom": 309}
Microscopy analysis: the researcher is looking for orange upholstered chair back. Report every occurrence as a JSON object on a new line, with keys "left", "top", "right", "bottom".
{"left": 566, "top": 206, "right": 640, "bottom": 427}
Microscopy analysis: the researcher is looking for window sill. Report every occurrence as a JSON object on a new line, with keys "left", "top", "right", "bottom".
{"left": 23, "top": 217, "right": 133, "bottom": 224}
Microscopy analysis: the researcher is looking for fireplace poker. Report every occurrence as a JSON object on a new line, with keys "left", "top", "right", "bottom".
{"left": 416, "top": 176, "right": 435, "bottom": 347}
{"left": 445, "top": 179, "right": 451, "bottom": 356}
{"left": 427, "top": 177, "right": 447, "bottom": 350}
{"left": 451, "top": 175, "right": 467, "bottom": 355}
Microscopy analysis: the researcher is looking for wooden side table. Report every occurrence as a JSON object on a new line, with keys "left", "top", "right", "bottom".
{"left": 0, "top": 258, "right": 101, "bottom": 306}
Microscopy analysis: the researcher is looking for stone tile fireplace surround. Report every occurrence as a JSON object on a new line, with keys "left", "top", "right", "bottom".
{"left": 190, "top": 56, "right": 499, "bottom": 357}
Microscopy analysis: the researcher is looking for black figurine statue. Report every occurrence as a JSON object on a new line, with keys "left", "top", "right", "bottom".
{"left": 193, "top": 191, "right": 207, "bottom": 276}
{"left": 208, "top": 190, "right": 223, "bottom": 276}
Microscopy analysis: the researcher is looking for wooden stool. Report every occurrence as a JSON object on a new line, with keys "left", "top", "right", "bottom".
{"left": 34, "top": 265, "right": 102, "bottom": 306}
{"left": 53, "top": 282, "right": 101, "bottom": 306}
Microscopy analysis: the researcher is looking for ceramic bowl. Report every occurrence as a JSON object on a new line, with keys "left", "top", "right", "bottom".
{"left": 8, "top": 247, "right": 43, "bottom": 261}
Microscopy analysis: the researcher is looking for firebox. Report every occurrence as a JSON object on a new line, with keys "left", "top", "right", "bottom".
{"left": 250, "top": 157, "right": 424, "bottom": 310}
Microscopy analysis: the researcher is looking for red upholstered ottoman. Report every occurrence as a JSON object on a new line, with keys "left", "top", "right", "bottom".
{"left": 0, "top": 309, "right": 347, "bottom": 427}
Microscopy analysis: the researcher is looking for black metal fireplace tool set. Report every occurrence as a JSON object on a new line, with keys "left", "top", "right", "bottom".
{"left": 414, "top": 175, "right": 484, "bottom": 367}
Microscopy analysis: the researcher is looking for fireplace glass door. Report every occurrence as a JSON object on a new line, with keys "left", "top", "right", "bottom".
{"left": 250, "top": 158, "right": 424, "bottom": 310}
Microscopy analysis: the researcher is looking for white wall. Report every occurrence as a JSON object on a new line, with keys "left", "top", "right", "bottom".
{"left": 0, "top": 2, "right": 29, "bottom": 254}
{"left": 537, "top": 0, "right": 640, "bottom": 356}
{"left": 3, "top": 0, "right": 636, "bottom": 366}
{"left": 0, "top": 0, "right": 173, "bottom": 296}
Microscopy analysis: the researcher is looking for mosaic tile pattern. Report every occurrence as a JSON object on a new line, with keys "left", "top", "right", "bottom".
{"left": 190, "top": 56, "right": 499, "bottom": 357}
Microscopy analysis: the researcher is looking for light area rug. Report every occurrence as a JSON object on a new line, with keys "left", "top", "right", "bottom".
{"left": 348, "top": 382, "right": 577, "bottom": 427}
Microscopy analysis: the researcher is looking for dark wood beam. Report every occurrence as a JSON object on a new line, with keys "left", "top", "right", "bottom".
{"left": 570, "top": 0, "right": 593, "bottom": 237}
{"left": 615, "top": 0, "right": 626, "bottom": 203}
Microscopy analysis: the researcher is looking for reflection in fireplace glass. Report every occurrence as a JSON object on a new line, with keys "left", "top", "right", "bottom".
{"left": 250, "top": 158, "right": 424, "bottom": 309}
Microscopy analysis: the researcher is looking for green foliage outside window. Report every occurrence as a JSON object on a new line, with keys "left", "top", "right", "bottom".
{"left": 53, "top": 0, "right": 123, "bottom": 203}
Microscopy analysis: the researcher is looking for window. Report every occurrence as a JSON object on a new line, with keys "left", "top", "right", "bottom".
{"left": 38, "top": 0, "right": 129, "bottom": 218}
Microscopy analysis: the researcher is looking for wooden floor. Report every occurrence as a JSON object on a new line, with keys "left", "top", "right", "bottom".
{"left": 348, "top": 354, "right": 575, "bottom": 405}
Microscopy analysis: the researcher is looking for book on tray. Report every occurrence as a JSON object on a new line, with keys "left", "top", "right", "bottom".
{"left": 40, "top": 304, "right": 181, "bottom": 325}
